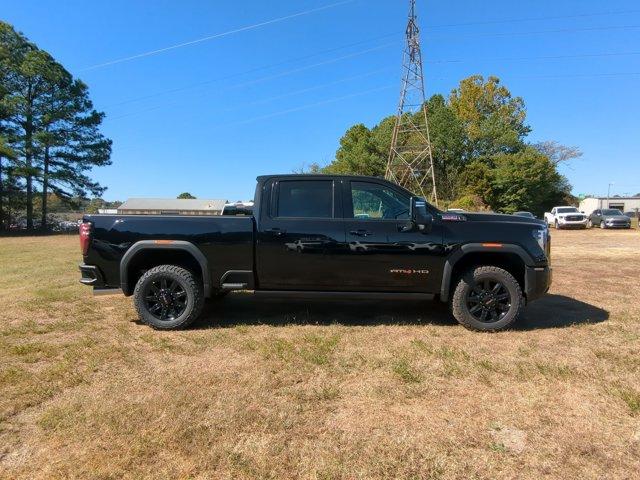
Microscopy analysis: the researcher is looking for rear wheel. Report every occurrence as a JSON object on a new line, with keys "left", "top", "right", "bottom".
{"left": 451, "top": 266, "right": 524, "bottom": 331}
{"left": 133, "top": 265, "right": 204, "bottom": 330}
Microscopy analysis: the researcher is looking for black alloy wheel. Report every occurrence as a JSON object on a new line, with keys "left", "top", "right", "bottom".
{"left": 465, "top": 278, "right": 511, "bottom": 323}
{"left": 143, "top": 277, "right": 188, "bottom": 321}
{"left": 133, "top": 264, "right": 204, "bottom": 330}
{"left": 451, "top": 266, "right": 524, "bottom": 331}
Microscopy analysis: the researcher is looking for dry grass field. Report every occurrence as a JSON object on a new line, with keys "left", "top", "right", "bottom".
{"left": 1, "top": 228, "right": 639, "bottom": 479}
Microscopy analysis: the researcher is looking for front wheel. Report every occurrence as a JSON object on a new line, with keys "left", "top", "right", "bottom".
{"left": 133, "top": 265, "right": 204, "bottom": 330}
{"left": 587, "top": 219, "right": 593, "bottom": 228}
{"left": 600, "top": 221, "right": 606, "bottom": 229}
{"left": 451, "top": 266, "right": 524, "bottom": 331}
{"left": 555, "top": 220, "right": 560, "bottom": 229}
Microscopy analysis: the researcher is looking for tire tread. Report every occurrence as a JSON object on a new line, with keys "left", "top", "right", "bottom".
{"left": 451, "top": 265, "right": 524, "bottom": 332}
{"left": 133, "top": 264, "right": 204, "bottom": 330}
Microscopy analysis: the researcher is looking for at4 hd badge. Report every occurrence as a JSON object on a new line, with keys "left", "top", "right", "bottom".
{"left": 390, "top": 269, "right": 429, "bottom": 275}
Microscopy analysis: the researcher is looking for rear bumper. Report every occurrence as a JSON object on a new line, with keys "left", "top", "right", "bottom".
{"left": 79, "top": 263, "right": 106, "bottom": 287}
{"left": 525, "top": 266, "right": 552, "bottom": 302}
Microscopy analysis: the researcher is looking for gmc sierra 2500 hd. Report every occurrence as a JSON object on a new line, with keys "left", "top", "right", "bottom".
{"left": 79, "top": 175, "right": 552, "bottom": 331}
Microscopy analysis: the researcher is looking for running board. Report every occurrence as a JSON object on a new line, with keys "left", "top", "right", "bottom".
{"left": 93, "top": 287, "right": 123, "bottom": 296}
{"left": 251, "top": 290, "right": 435, "bottom": 300}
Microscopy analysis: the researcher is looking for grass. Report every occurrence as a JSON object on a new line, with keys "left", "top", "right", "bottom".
{"left": 0, "top": 229, "right": 639, "bottom": 478}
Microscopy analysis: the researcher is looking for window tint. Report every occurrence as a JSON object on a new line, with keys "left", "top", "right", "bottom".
{"left": 350, "top": 182, "right": 409, "bottom": 220}
{"left": 277, "top": 181, "right": 333, "bottom": 218}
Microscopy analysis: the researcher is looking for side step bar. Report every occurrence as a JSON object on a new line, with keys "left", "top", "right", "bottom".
{"left": 93, "top": 288, "right": 123, "bottom": 296}
{"left": 251, "top": 290, "right": 435, "bottom": 300}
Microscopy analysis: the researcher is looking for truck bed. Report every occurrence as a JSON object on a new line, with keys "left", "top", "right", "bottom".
{"left": 83, "top": 214, "right": 254, "bottom": 292}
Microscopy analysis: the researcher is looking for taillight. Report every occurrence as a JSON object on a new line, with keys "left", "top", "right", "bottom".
{"left": 80, "top": 222, "right": 91, "bottom": 255}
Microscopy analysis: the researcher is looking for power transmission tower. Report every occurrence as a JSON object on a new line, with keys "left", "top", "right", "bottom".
{"left": 386, "top": 0, "right": 438, "bottom": 206}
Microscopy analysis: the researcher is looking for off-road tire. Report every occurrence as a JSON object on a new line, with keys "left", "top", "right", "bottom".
{"left": 451, "top": 266, "right": 524, "bottom": 332}
{"left": 134, "top": 265, "right": 204, "bottom": 330}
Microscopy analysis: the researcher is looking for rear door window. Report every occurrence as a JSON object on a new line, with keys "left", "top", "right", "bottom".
{"left": 276, "top": 180, "right": 333, "bottom": 218}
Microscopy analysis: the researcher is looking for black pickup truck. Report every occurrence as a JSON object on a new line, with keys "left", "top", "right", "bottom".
{"left": 79, "top": 174, "right": 551, "bottom": 331}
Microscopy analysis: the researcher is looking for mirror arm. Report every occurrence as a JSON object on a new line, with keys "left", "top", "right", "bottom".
{"left": 400, "top": 221, "right": 416, "bottom": 232}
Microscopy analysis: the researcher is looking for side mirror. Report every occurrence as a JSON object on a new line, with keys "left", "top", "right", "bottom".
{"left": 405, "top": 197, "right": 433, "bottom": 232}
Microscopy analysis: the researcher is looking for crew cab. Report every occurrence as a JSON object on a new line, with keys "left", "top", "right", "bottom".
{"left": 79, "top": 175, "right": 552, "bottom": 331}
{"left": 544, "top": 206, "right": 587, "bottom": 229}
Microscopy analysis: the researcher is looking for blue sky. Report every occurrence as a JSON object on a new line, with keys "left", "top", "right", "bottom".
{"left": 3, "top": 0, "right": 639, "bottom": 201}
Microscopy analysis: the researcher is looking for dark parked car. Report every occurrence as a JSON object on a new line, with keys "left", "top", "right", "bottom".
{"left": 588, "top": 209, "right": 631, "bottom": 229}
{"left": 79, "top": 174, "right": 552, "bottom": 332}
{"left": 513, "top": 211, "right": 536, "bottom": 219}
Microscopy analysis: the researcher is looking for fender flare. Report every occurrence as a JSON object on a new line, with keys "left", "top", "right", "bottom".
{"left": 439, "top": 243, "right": 534, "bottom": 302}
{"left": 120, "top": 240, "right": 210, "bottom": 297}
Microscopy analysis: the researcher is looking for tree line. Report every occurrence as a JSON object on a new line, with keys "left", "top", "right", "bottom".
{"left": 0, "top": 22, "right": 111, "bottom": 230}
{"left": 311, "top": 75, "right": 579, "bottom": 215}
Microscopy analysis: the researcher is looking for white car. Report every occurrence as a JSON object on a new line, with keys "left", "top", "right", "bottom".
{"left": 544, "top": 206, "right": 588, "bottom": 229}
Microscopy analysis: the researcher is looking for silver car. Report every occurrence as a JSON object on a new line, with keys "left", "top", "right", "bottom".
{"left": 588, "top": 209, "right": 632, "bottom": 229}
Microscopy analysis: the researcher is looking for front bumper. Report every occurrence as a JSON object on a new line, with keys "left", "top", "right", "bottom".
{"left": 525, "top": 266, "right": 552, "bottom": 302}
{"left": 557, "top": 218, "right": 588, "bottom": 228}
{"left": 603, "top": 221, "right": 631, "bottom": 228}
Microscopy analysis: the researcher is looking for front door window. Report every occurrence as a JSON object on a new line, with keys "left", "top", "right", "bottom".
{"left": 350, "top": 181, "right": 409, "bottom": 220}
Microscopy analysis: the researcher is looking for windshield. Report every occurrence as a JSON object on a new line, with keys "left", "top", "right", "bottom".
{"left": 557, "top": 207, "right": 578, "bottom": 213}
{"left": 602, "top": 209, "right": 622, "bottom": 215}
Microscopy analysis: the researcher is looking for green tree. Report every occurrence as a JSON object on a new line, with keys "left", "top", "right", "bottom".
{"left": 0, "top": 135, "right": 17, "bottom": 229}
{"left": 325, "top": 124, "right": 386, "bottom": 176}
{"left": 449, "top": 75, "right": 529, "bottom": 157}
{"left": 34, "top": 77, "right": 111, "bottom": 229}
{"left": 0, "top": 22, "right": 111, "bottom": 230}
{"left": 177, "top": 192, "right": 196, "bottom": 199}
{"left": 488, "top": 147, "right": 570, "bottom": 215}
{"left": 422, "top": 94, "right": 467, "bottom": 200}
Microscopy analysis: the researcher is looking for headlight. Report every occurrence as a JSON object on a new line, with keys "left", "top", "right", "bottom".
{"left": 532, "top": 227, "right": 547, "bottom": 253}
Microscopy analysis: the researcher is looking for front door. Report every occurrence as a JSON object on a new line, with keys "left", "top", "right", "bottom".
{"left": 340, "top": 180, "right": 445, "bottom": 293}
{"left": 256, "top": 178, "right": 348, "bottom": 290}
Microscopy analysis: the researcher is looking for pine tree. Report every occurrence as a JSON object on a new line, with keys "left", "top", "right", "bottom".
{"left": 0, "top": 21, "right": 111, "bottom": 230}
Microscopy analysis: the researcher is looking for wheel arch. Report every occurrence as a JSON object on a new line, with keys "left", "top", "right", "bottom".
{"left": 120, "top": 241, "right": 210, "bottom": 297}
{"left": 440, "top": 244, "right": 534, "bottom": 302}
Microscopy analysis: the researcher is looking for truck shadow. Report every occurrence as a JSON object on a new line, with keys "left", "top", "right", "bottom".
{"left": 196, "top": 293, "right": 608, "bottom": 330}
{"left": 516, "top": 294, "right": 609, "bottom": 330}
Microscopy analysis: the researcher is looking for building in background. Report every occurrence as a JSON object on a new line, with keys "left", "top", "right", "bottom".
{"left": 117, "top": 198, "right": 227, "bottom": 215}
{"left": 579, "top": 196, "right": 640, "bottom": 216}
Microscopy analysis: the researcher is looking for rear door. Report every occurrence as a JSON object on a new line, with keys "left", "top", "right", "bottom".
{"left": 339, "top": 179, "right": 445, "bottom": 293}
{"left": 256, "top": 178, "right": 348, "bottom": 290}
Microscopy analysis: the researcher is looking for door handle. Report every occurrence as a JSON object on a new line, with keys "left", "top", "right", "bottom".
{"left": 349, "top": 229, "right": 372, "bottom": 237}
{"left": 265, "top": 228, "right": 286, "bottom": 236}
